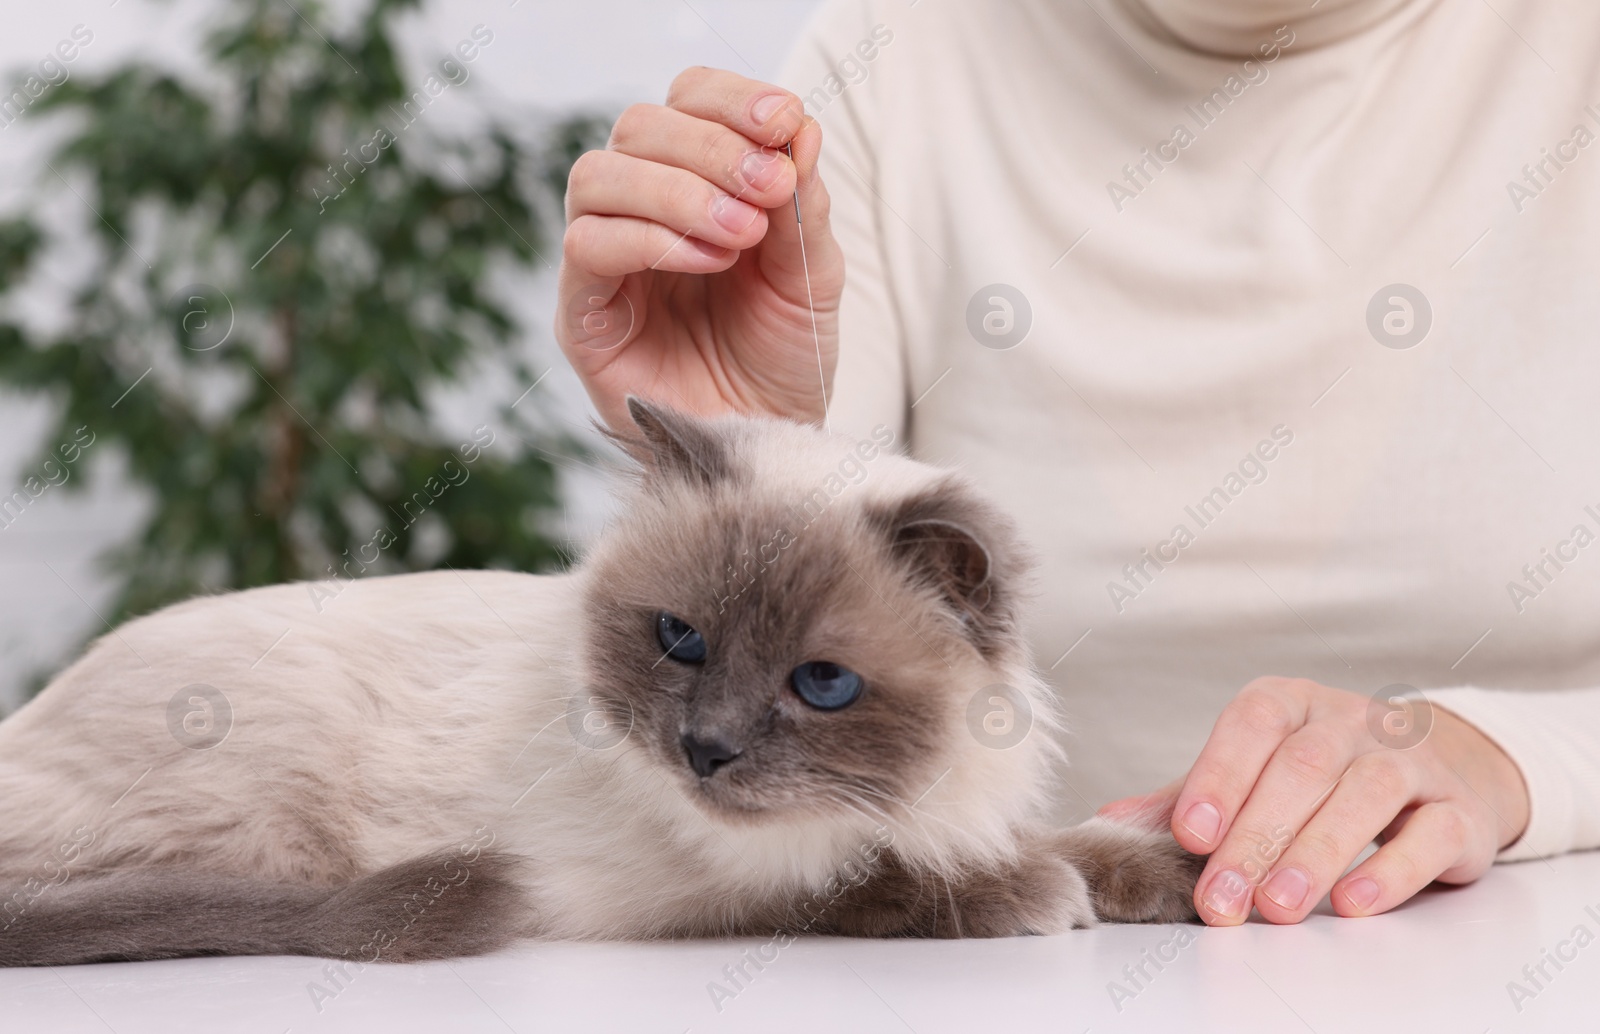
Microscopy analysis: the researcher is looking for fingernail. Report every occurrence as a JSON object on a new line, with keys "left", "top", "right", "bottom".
{"left": 1341, "top": 877, "right": 1380, "bottom": 912}
{"left": 1261, "top": 867, "right": 1310, "bottom": 911}
{"left": 1203, "top": 869, "right": 1250, "bottom": 920}
{"left": 710, "top": 194, "right": 760, "bottom": 233}
{"left": 1180, "top": 801, "right": 1221, "bottom": 845}
{"left": 739, "top": 149, "right": 783, "bottom": 191}
{"left": 750, "top": 93, "right": 789, "bottom": 125}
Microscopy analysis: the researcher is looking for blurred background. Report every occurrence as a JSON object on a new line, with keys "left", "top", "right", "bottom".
{"left": 0, "top": 0, "right": 819, "bottom": 713}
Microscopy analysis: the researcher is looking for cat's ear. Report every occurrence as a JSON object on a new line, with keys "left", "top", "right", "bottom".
{"left": 615, "top": 397, "right": 733, "bottom": 488}
{"left": 892, "top": 519, "right": 993, "bottom": 618}
{"left": 875, "top": 486, "right": 1019, "bottom": 655}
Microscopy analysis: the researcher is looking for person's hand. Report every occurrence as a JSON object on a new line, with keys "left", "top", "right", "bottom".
{"left": 556, "top": 67, "right": 843, "bottom": 432}
{"left": 1098, "top": 676, "right": 1531, "bottom": 926}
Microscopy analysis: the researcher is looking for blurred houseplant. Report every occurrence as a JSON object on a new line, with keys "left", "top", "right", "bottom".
{"left": 0, "top": 0, "right": 599, "bottom": 640}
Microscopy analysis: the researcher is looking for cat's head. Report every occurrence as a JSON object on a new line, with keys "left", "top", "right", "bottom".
{"left": 576, "top": 399, "right": 1060, "bottom": 865}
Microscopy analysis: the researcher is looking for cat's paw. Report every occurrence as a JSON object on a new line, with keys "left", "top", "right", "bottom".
{"left": 1044, "top": 819, "right": 1206, "bottom": 924}
{"left": 886, "top": 848, "right": 1100, "bottom": 936}
{"left": 807, "top": 846, "right": 1097, "bottom": 938}
{"left": 978, "top": 851, "right": 1099, "bottom": 935}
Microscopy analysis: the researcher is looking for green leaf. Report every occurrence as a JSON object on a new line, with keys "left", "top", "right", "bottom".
{"left": 0, "top": 0, "right": 608, "bottom": 698}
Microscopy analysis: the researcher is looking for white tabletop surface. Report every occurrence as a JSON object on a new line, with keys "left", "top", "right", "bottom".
{"left": 5, "top": 849, "right": 1597, "bottom": 1034}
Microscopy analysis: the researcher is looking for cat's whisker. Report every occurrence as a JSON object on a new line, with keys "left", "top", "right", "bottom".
{"left": 836, "top": 786, "right": 907, "bottom": 821}
{"left": 845, "top": 781, "right": 915, "bottom": 810}
{"left": 836, "top": 788, "right": 902, "bottom": 829}
{"left": 845, "top": 780, "right": 971, "bottom": 841}
{"left": 831, "top": 787, "right": 975, "bottom": 871}
{"left": 831, "top": 789, "right": 963, "bottom": 865}
{"left": 832, "top": 797, "right": 887, "bottom": 833}
{"left": 832, "top": 790, "right": 893, "bottom": 827}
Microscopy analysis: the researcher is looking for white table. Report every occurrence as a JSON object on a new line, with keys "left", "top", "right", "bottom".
{"left": 6, "top": 850, "right": 1596, "bottom": 1033}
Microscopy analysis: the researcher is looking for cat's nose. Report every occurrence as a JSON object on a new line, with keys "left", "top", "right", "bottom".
{"left": 681, "top": 731, "right": 741, "bottom": 778}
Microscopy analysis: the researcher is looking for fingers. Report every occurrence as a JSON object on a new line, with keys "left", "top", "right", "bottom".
{"left": 1191, "top": 688, "right": 1373, "bottom": 926}
{"left": 1194, "top": 724, "right": 1362, "bottom": 925}
{"left": 554, "top": 66, "right": 843, "bottom": 429}
{"left": 557, "top": 71, "right": 824, "bottom": 353}
{"left": 553, "top": 268, "right": 636, "bottom": 359}
{"left": 567, "top": 149, "right": 770, "bottom": 258}
{"left": 556, "top": 211, "right": 730, "bottom": 357}
{"left": 665, "top": 66, "right": 807, "bottom": 150}
{"left": 607, "top": 103, "right": 797, "bottom": 209}
{"left": 1251, "top": 751, "right": 1416, "bottom": 923}
{"left": 563, "top": 212, "right": 734, "bottom": 279}
{"left": 1169, "top": 678, "right": 1512, "bottom": 929}
{"left": 1331, "top": 802, "right": 1482, "bottom": 917}
{"left": 1172, "top": 678, "right": 1317, "bottom": 855}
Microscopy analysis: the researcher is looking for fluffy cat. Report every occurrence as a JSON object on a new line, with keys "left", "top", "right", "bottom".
{"left": 0, "top": 399, "right": 1202, "bottom": 966}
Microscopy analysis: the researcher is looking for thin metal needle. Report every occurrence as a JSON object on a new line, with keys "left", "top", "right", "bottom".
{"left": 786, "top": 141, "right": 801, "bottom": 223}
{"left": 785, "top": 141, "right": 829, "bottom": 431}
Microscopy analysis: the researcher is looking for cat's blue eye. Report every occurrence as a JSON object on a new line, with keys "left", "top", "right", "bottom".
{"left": 656, "top": 611, "right": 707, "bottom": 663}
{"left": 790, "top": 661, "right": 863, "bottom": 710}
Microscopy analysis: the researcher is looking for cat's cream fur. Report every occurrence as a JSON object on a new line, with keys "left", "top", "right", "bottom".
{"left": 0, "top": 401, "right": 1200, "bottom": 964}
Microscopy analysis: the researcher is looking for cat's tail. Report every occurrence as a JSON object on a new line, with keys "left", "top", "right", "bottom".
{"left": 0, "top": 849, "right": 528, "bottom": 967}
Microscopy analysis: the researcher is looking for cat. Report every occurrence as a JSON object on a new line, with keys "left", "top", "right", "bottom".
{"left": 0, "top": 398, "right": 1203, "bottom": 966}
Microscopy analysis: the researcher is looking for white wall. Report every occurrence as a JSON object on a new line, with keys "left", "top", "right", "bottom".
{"left": 0, "top": 0, "right": 822, "bottom": 712}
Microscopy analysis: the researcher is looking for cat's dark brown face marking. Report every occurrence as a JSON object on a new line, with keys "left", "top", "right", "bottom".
{"left": 578, "top": 400, "right": 1031, "bottom": 828}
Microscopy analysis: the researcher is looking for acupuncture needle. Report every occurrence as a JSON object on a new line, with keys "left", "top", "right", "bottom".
{"left": 785, "top": 141, "right": 802, "bottom": 223}
{"left": 785, "top": 140, "right": 830, "bottom": 432}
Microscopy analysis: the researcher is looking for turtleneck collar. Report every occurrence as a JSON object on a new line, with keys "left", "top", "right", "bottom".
{"left": 1124, "top": 0, "right": 1421, "bottom": 55}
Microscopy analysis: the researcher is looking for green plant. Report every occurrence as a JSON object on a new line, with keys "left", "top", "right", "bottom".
{"left": 0, "top": 0, "right": 585, "bottom": 632}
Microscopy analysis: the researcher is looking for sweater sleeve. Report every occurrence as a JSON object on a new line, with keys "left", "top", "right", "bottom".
{"left": 1427, "top": 687, "right": 1600, "bottom": 862}
{"left": 776, "top": 0, "right": 910, "bottom": 448}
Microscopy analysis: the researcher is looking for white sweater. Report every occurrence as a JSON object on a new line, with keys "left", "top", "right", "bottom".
{"left": 781, "top": 0, "right": 1600, "bottom": 862}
